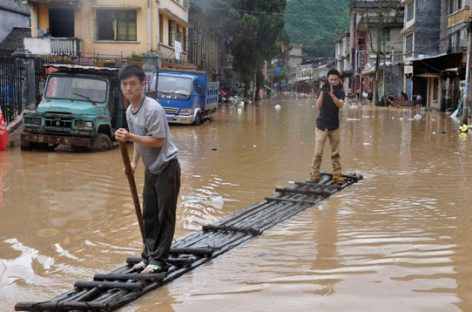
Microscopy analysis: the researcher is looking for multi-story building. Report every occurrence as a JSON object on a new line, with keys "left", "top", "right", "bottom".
{"left": 402, "top": 0, "right": 468, "bottom": 111}
{"left": 286, "top": 43, "right": 303, "bottom": 90}
{"left": 188, "top": 2, "right": 220, "bottom": 80}
{"left": 335, "top": 32, "right": 352, "bottom": 94}
{"left": 158, "top": 0, "right": 190, "bottom": 63}
{"left": 401, "top": 0, "right": 442, "bottom": 108}
{"left": 349, "top": 0, "right": 404, "bottom": 103}
{"left": 24, "top": 0, "right": 189, "bottom": 63}
{"left": 435, "top": 0, "right": 469, "bottom": 110}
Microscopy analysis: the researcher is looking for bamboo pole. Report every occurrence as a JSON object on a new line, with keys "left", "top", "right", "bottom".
{"left": 119, "top": 142, "right": 145, "bottom": 243}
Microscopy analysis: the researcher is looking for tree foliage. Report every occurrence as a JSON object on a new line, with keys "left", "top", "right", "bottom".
{"left": 193, "top": 0, "right": 287, "bottom": 98}
{"left": 228, "top": 0, "right": 287, "bottom": 96}
{"left": 284, "top": 0, "right": 350, "bottom": 57}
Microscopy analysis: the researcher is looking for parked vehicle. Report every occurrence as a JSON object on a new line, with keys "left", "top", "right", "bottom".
{"left": 149, "top": 69, "right": 219, "bottom": 125}
{"left": 21, "top": 64, "right": 126, "bottom": 151}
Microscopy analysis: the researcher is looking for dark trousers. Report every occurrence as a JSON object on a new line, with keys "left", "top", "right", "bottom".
{"left": 141, "top": 159, "right": 181, "bottom": 267}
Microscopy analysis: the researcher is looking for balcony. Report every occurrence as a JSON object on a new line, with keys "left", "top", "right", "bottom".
{"left": 158, "top": 43, "right": 188, "bottom": 62}
{"left": 24, "top": 37, "right": 81, "bottom": 56}
{"left": 448, "top": 7, "right": 470, "bottom": 28}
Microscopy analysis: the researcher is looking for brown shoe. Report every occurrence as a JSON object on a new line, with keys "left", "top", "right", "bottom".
{"left": 332, "top": 174, "right": 345, "bottom": 185}
{"left": 309, "top": 172, "right": 320, "bottom": 183}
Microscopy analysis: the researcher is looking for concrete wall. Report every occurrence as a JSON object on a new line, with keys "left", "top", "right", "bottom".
{"left": 384, "top": 65, "right": 404, "bottom": 97}
{"left": 0, "top": 1, "right": 30, "bottom": 41}
{"left": 414, "top": 0, "right": 441, "bottom": 57}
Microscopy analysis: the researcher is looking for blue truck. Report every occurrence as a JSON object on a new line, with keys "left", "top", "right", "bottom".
{"left": 149, "top": 69, "right": 219, "bottom": 125}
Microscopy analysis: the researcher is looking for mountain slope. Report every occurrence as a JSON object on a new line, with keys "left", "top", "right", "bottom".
{"left": 284, "top": 0, "right": 350, "bottom": 57}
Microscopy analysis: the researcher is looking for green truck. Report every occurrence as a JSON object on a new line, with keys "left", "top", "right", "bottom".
{"left": 21, "top": 64, "right": 126, "bottom": 151}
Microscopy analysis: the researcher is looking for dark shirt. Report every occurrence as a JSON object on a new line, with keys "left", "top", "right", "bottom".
{"left": 316, "top": 85, "right": 345, "bottom": 130}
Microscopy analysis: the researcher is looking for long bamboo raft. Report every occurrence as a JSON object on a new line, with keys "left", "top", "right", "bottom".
{"left": 15, "top": 172, "right": 362, "bottom": 311}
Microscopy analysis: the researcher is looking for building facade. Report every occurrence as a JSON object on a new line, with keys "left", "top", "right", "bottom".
{"left": 402, "top": 0, "right": 469, "bottom": 111}
{"left": 350, "top": 0, "right": 404, "bottom": 103}
{"left": 25, "top": 0, "right": 189, "bottom": 63}
{"left": 335, "top": 32, "right": 352, "bottom": 94}
{"left": 188, "top": 2, "right": 220, "bottom": 80}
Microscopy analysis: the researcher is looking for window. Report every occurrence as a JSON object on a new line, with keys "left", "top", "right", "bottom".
{"left": 406, "top": 1, "right": 414, "bottom": 22}
{"left": 449, "top": 0, "right": 464, "bottom": 13}
{"left": 383, "top": 29, "right": 390, "bottom": 42}
{"left": 405, "top": 33, "right": 413, "bottom": 58}
{"left": 96, "top": 10, "right": 137, "bottom": 41}
{"left": 46, "top": 76, "right": 108, "bottom": 103}
{"left": 168, "top": 20, "right": 176, "bottom": 47}
{"left": 159, "top": 14, "right": 163, "bottom": 43}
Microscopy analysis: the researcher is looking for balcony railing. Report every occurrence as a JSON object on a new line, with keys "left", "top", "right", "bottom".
{"left": 24, "top": 37, "right": 81, "bottom": 56}
{"left": 50, "top": 38, "right": 81, "bottom": 55}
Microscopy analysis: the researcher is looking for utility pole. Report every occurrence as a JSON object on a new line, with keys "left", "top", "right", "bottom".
{"left": 462, "top": 18, "right": 472, "bottom": 131}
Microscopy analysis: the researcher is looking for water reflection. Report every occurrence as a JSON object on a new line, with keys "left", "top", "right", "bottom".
{"left": 1, "top": 100, "right": 472, "bottom": 311}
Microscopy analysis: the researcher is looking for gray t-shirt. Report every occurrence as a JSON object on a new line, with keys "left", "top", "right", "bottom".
{"left": 126, "top": 96, "right": 178, "bottom": 175}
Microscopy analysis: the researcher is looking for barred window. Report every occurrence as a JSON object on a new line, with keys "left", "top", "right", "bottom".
{"left": 97, "top": 10, "right": 137, "bottom": 41}
{"left": 449, "top": 0, "right": 463, "bottom": 14}
{"left": 405, "top": 33, "right": 413, "bottom": 58}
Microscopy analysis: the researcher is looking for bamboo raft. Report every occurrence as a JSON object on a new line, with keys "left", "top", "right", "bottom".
{"left": 15, "top": 172, "right": 362, "bottom": 311}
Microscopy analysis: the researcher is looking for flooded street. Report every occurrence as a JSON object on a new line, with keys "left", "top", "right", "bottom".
{"left": 1, "top": 97, "right": 472, "bottom": 311}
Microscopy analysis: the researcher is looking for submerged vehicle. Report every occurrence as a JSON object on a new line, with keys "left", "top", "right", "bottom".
{"left": 21, "top": 64, "right": 126, "bottom": 151}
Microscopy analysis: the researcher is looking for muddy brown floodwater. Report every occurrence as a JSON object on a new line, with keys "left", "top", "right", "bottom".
{"left": 1, "top": 97, "right": 471, "bottom": 311}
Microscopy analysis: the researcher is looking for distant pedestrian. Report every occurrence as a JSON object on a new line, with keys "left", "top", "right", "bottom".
{"left": 416, "top": 94, "right": 423, "bottom": 106}
{"left": 115, "top": 65, "right": 181, "bottom": 274}
{"left": 362, "top": 90, "right": 368, "bottom": 105}
{"left": 387, "top": 93, "right": 398, "bottom": 107}
{"left": 309, "top": 69, "right": 346, "bottom": 185}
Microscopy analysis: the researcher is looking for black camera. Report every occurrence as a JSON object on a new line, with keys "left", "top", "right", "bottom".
{"left": 322, "top": 82, "right": 331, "bottom": 92}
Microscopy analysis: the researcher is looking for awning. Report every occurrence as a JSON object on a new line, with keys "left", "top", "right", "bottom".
{"left": 92, "top": 5, "right": 141, "bottom": 10}
{"left": 412, "top": 52, "right": 465, "bottom": 77}
{"left": 416, "top": 73, "right": 440, "bottom": 78}
{"left": 27, "top": 0, "right": 81, "bottom": 8}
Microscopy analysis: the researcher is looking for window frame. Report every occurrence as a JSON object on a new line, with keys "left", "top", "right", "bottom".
{"left": 449, "top": 0, "right": 464, "bottom": 14}
{"left": 405, "top": 33, "right": 414, "bottom": 59}
{"left": 405, "top": 0, "right": 415, "bottom": 28}
{"left": 96, "top": 9, "right": 137, "bottom": 42}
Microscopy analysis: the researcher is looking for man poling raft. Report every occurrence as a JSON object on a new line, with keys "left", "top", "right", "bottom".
{"left": 15, "top": 171, "right": 362, "bottom": 311}
{"left": 115, "top": 65, "right": 181, "bottom": 275}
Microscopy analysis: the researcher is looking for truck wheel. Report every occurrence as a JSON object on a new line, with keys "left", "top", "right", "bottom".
{"left": 194, "top": 113, "right": 202, "bottom": 125}
{"left": 93, "top": 134, "right": 113, "bottom": 151}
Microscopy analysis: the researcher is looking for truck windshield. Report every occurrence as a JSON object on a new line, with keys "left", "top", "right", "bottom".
{"left": 158, "top": 76, "right": 192, "bottom": 100}
{"left": 45, "top": 76, "right": 108, "bottom": 103}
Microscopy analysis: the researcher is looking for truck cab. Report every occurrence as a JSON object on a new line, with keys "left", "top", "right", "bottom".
{"left": 21, "top": 64, "right": 126, "bottom": 151}
{"left": 150, "top": 69, "right": 219, "bottom": 125}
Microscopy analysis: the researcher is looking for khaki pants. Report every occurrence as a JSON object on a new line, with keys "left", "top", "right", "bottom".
{"left": 311, "top": 127, "right": 342, "bottom": 176}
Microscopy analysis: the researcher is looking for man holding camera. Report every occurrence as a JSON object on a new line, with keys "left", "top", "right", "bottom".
{"left": 309, "top": 69, "right": 345, "bottom": 185}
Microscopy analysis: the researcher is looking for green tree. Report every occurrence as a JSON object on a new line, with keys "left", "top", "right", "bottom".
{"left": 228, "top": 0, "right": 287, "bottom": 100}
{"left": 192, "top": 0, "right": 287, "bottom": 100}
